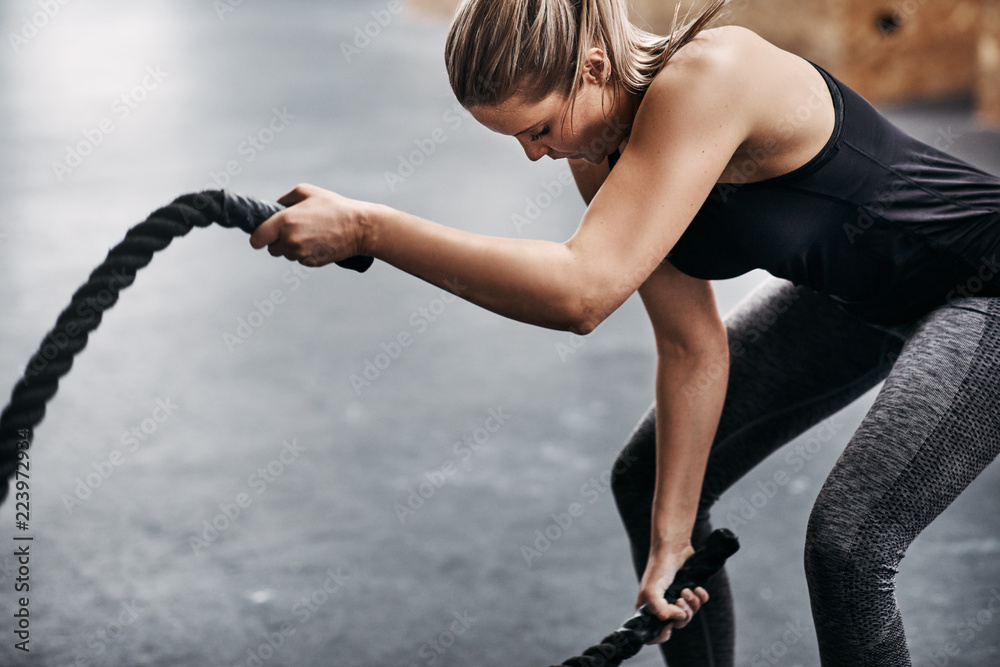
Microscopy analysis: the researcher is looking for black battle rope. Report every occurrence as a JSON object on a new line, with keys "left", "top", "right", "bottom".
{"left": 550, "top": 528, "right": 740, "bottom": 667}
{"left": 0, "top": 189, "right": 373, "bottom": 505}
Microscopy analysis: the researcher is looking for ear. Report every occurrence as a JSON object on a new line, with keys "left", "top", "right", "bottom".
{"left": 581, "top": 47, "right": 612, "bottom": 86}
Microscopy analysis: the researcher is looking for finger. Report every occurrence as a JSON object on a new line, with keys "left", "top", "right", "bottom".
{"left": 644, "top": 600, "right": 690, "bottom": 640}
{"left": 276, "top": 183, "right": 313, "bottom": 207}
{"left": 265, "top": 239, "right": 297, "bottom": 259}
{"left": 250, "top": 213, "right": 282, "bottom": 250}
{"left": 650, "top": 623, "right": 673, "bottom": 645}
{"left": 694, "top": 587, "right": 710, "bottom": 604}
{"left": 643, "top": 596, "right": 676, "bottom": 624}
{"left": 680, "top": 588, "right": 703, "bottom": 614}
{"left": 672, "top": 598, "right": 694, "bottom": 626}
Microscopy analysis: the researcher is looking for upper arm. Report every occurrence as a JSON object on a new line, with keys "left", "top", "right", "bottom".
{"left": 565, "top": 38, "right": 751, "bottom": 327}
{"left": 638, "top": 260, "right": 727, "bottom": 356}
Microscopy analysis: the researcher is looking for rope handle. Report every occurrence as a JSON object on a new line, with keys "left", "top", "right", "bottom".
{"left": 221, "top": 191, "right": 374, "bottom": 272}
{"left": 0, "top": 190, "right": 371, "bottom": 504}
{"left": 550, "top": 528, "right": 740, "bottom": 667}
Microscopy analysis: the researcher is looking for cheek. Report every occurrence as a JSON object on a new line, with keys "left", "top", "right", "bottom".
{"left": 555, "top": 116, "right": 595, "bottom": 150}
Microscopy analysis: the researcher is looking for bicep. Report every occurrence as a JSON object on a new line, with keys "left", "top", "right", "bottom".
{"left": 566, "top": 54, "right": 750, "bottom": 306}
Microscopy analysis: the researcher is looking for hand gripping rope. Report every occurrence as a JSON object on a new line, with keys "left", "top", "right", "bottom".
{"left": 0, "top": 190, "right": 736, "bottom": 667}
{"left": 550, "top": 528, "right": 740, "bottom": 667}
{"left": 0, "top": 190, "right": 372, "bottom": 505}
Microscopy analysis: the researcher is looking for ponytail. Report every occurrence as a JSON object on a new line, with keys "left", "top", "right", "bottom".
{"left": 445, "top": 0, "right": 731, "bottom": 109}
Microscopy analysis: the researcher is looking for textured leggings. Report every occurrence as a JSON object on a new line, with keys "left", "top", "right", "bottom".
{"left": 610, "top": 277, "right": 1000, "bottom": 666}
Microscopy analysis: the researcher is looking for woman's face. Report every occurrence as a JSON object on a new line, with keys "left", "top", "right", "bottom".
{"left": 469, "top": 73, "right": 632, "bottom": 165}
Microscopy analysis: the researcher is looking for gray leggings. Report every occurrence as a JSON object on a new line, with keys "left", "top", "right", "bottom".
{"left": 610, "top": 277, "right": 1000, "bottom": 666}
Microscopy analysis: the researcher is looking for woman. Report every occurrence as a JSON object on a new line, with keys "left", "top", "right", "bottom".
{"left": 250, "top": 0, "right": 1000, "bottom": 664}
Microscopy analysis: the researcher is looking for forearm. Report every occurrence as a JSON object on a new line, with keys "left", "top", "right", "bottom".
{"left": 649, "top": 348, "right": 729, "bottom": 554}
{"left": 362, "top": 202, "right": 632, "bottom": 334}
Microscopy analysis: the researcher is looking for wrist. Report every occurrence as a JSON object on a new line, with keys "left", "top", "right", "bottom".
{"left": 356, "top": 200, "right": 388, "bottom": 257}
{"left": 649, "top": 537, "right": 694, "bottom": 562}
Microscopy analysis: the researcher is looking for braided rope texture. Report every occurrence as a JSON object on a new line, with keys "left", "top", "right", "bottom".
{"left": 551, "top": 529, "right": 740, "bottom": 667}
{"left": 0, "top": 190, "right": 370, "bottom": 505}
{"left": 549, "top": 627, "right": 647, "bottom": 667}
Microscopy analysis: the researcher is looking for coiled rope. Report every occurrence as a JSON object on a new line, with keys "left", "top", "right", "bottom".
{"left": 0, "top": 189, "right": 735, "bottom": 667}
{"left": 550, "top": 529, "right": 740, "bottom": 667}
{"left": 0, "top": 189, "right": 372, "bottom": 505}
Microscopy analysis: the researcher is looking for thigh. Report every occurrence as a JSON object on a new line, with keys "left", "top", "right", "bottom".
{"left": 704, "top": 277, "right": 906, "bottom": 503}
{"left": 811, "top": 295, "right": 1000, "bottom": 540}
{"left": 805, "top": 296, "right": 1000, "bottom": 662}
{"left": 614, "top": 276, "right": 905, "bottom": 523}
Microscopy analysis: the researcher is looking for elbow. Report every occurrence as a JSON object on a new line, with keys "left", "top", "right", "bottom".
{"left": 559, "top": 293, "right": 617, "bottom": 336}
{"left": 556, "top": 306, "right": 601, "bottom": 336}
{"left": 549, "top": 252, "right": 633, "bottom": 335}
{"left": 567, "top": 315, "right": 601, "bottom": 336}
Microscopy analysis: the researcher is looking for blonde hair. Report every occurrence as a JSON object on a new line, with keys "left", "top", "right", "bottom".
{"left": 445, "top": 0, "right": 730, "bottom": 109}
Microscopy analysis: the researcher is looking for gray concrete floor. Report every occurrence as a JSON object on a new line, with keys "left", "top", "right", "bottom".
{"left": 0, "top": 1, "right": 998, "bottom": 665}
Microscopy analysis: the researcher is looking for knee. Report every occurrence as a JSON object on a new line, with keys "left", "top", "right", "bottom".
{"left": 609, "top": 442, "right": 651, "bottom": 509}
{"left": 610, "top": 412, "right": 655, "bottom": 505}
{"left": 803, "top": 502, "right": 853, "bottom": 582}
{"left": 804, "top": 501, "right": 901, "bottom": 592}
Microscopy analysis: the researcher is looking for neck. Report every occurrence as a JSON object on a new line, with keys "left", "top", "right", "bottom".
{"left": 611, "top": 87, "right": 642, "bottom": 152}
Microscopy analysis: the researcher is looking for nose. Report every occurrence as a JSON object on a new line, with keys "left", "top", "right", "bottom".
{"left": 518, "top": 138, "right": 548, "bottom": 162}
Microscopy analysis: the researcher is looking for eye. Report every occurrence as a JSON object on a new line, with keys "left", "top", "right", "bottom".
{"left": 529, "top": 126, "right": 550, "bottom": 142}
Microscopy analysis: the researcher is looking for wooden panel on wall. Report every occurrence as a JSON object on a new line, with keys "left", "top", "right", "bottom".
{"left": 979, "top": 0, "right": 1000, "bottom": 123}
{"left": 407, "top": 0, "right": 997, "bottom": 120}
{"left": 840, "top": 0, "right": 982, "bottom": 103}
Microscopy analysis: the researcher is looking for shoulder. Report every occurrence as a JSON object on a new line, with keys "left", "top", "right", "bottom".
{"left": 631, "top": 26, "right": 762, "bottom": 145}
{"left": 646, "top": 25, "right": 763, "bottom": 102}
{"left": 636, "top": 25, "right": 797, "bottom": 141}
